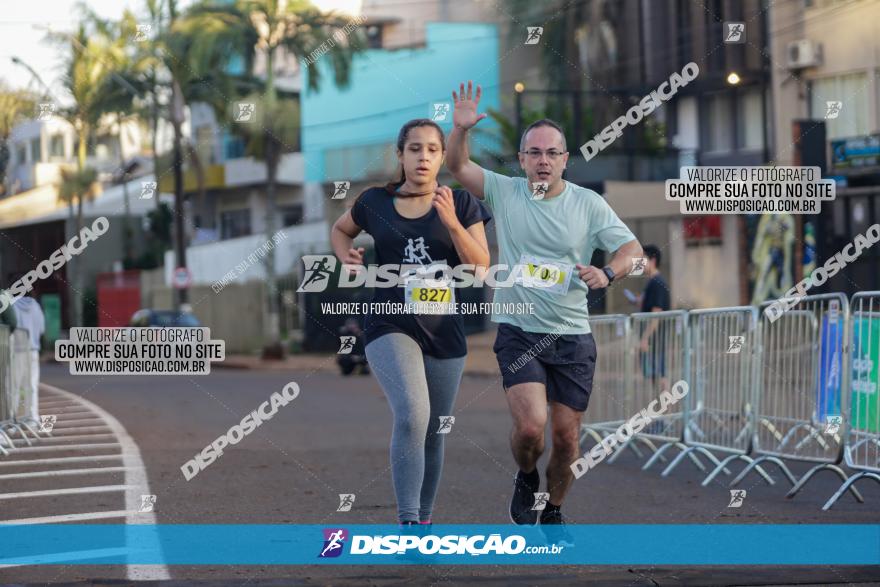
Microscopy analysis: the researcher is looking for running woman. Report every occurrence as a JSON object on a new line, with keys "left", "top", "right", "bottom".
{"left": 446, "top": 81, "right": 642, "bottom": 541}
{"left": 330, "top": 118, "right": 492, "bottom": 528}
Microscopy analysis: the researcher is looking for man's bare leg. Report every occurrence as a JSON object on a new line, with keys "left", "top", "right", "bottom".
{"left": 546, "top": 401, "right": 584, "bottom": 507}
{"left": 505, "top": 382, "right": 547, "bottom": 472}
{"left": 505, "top": 382, "right": 547, "bottom": 524}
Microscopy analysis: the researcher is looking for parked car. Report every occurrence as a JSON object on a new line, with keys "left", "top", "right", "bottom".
{"left": 129, "top": 309, "right": 201, "bottom": 327}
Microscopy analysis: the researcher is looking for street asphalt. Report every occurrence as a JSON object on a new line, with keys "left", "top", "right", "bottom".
{"left": 1, "top": 362, "right": 878, "bottom": 585}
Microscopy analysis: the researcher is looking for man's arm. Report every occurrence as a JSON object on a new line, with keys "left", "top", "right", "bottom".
{"left": 447, "top": 81, "right": 488, "bottom": 199}
{"left": 576, "top": 239, "right": 643, "bottom": 289}
{"left": 447, "top": 126, "right": 485, "bottom": 199}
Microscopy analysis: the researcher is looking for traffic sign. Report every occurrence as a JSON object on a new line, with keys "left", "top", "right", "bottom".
{"left": 172, "top": 266, "right": 192, "bottom": 289}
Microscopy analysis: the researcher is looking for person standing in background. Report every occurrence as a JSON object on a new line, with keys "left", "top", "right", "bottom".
{"left": 11, "top": 287, "right": 45, "bottom": 422}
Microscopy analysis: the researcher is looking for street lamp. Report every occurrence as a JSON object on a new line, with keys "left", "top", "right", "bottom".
{"left": 726, "top": 72, "right": 741, "bottom": 85}
{"left": 514, "top": 82, "right": 525, "bottom": 143}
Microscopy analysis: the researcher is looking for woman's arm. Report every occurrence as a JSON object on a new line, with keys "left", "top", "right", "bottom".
{"left": 330, "top": 210, "right": 366, "bottom": 271}
{"left": 432, "top": 186, "right": 490, "bottom": 268}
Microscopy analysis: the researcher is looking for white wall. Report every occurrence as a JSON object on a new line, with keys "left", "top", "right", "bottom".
{"left": 164, "top": 220, "right": 330, "bottom": 286}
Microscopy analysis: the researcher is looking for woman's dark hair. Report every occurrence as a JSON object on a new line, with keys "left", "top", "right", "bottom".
{"left": 391, "top": 118, "right": 446, "bottom": 186}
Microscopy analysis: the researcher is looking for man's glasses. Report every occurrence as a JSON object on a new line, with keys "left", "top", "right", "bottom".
{"left": 520, "top": 149, "right": 566, "bottom": 160}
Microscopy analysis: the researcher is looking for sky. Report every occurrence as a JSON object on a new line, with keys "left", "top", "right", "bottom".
{"left": 0, "top": 0, "right": 361, "bottom": 99}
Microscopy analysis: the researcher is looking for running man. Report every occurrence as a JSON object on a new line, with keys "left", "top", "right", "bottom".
{"left": 446, "top": 81, "right": 642, "bottom": 538}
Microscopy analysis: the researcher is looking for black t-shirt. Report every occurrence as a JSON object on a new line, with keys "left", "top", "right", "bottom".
{"left": 641, "top": 274, "right": 671, "bottom": 313}
{"left": 350, "top": 185, "right": 492, "bottom": 358}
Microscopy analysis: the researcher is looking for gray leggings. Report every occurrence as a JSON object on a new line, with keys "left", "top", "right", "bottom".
{"left": 365, "top": 332, "right": 466, "bottom": 523}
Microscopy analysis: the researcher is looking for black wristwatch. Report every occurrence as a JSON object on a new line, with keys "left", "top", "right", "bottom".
{"left": 602, "top": 266, "right": 616, "bottom": 285}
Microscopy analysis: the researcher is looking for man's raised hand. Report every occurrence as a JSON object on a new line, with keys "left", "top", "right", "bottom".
{"left": 452, "top": 80, "right": 488, "bottom": 130}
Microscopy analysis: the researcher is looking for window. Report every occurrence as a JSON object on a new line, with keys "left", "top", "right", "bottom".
{"left": 15, "top": 144, "right": 27, "bottom": 164}
{"left": 49, "top": 134, "right": 65, "bottom": 159}
{"left": 219, "top": 209, "right": 251, "bottom": 239}
{"left": 706, "top": 94, "right": 733, "bottom": 153}
{"left": 30, "top": 137, "right": 41, "bottom": 163}
{"left": 737, "top": 90, "right": 764, "bottom": 150}
{"left": 365, "top": 25, "right": 382, "bottom": 49}
{"left": 809, "top": 72, "right": 869, "bottom": 139}
{"left": 279, "top": 203, "right": 303, "bottom": 227}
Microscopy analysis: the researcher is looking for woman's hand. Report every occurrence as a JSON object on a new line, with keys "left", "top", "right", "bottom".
{"left": 433, "top": 186, "right": 461, "bottom": 231}
{"left": 342, "top": 247, "right": 365, "bottom": 275}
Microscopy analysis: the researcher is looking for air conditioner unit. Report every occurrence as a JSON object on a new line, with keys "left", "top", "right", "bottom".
{"left": 786, "top": 40, "right": 822, "bottom": 70}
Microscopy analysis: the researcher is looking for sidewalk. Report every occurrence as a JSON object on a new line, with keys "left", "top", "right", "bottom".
{"left": 219, "top": 329, "right": 501, "bottom": 377}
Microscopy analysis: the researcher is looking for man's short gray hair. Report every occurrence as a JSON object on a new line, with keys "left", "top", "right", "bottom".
{"left": 519, "top": 118, "right": 567, "bottom": 152}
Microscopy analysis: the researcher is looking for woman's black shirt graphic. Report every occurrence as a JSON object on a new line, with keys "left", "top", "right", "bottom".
{"left": 350, "top": 185, "right": 491, "bottom": 358}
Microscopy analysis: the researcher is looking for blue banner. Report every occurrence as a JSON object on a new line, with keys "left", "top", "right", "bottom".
{"left": 1, "top": 524, "right": 878, "bottom": 565}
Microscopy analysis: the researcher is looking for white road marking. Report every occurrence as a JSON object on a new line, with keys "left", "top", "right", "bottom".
{"left": 7, "top": 442, "right": 121, "bottom": 454}
{"left": 0, "top": 466, "right": 134, "bottom": 480}
{"left": 48, "top": 418, "right": 106, "bottom": 427}
{"left": 0, "top": 484, "right": 132, "bottom": 500}
{"left": 40, "top": 383, "right": 171, "bottom": 581}
{"left": 45, "top": 426, "right": 112, "bottom": 435}
{"left": 0, "top": 454, "right": 124, "bottom": 468}
{"left": 0, "top": 510, "right": 130, "bottom": 525}
{"left": 9, "top": 433, "right": 116, "bottom": 446}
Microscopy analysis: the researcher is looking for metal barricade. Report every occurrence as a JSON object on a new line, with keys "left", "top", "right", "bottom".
{"left": 580, "top": 315, "right": 640, "bottom": 455}
{"left": 663, "top": 307, "right": 772, "bottom": 485}
{"left": 619, "top": 310, "right": 690, "bottom": 467}
{"left": 0, "top": 325, "right": 12, "bottom": 454}
{"left": 0, "top": 326, "right": 41, "bottom": 453}
{"left": 825, "top": 291, "right": 880, "bottom": 510}
{"left": 733, "top": 293, "right": 860, "bottom": 502}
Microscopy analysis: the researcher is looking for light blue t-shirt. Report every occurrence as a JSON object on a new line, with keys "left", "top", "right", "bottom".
{"left": 483, "top": 170, "right": 636, "bottom": 334}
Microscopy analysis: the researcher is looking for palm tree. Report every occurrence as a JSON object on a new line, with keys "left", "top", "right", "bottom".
{"left": 183, "top": 0, "right": 365, "bottom": 356}
{"left": 158, "top": 0, "right": 256, "bottom": 307}
{"left": 51, "top": 15, "right": 122, "bottom": 325}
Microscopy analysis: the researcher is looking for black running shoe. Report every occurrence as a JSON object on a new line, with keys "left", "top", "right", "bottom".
{"left": 539, "top": 509, "right": 575, "bottom": 547}
{"left": 509, "top": 470, "right": 540, "bottom": 525}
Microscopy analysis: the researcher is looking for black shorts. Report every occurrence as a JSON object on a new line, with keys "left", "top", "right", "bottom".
{"left": 493, "top": 322, "right": 598, "bottom": 412}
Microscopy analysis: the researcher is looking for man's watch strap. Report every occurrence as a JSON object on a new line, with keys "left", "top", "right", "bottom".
{"left": 602, "top": 266, "right": 616, "bottom": 284}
